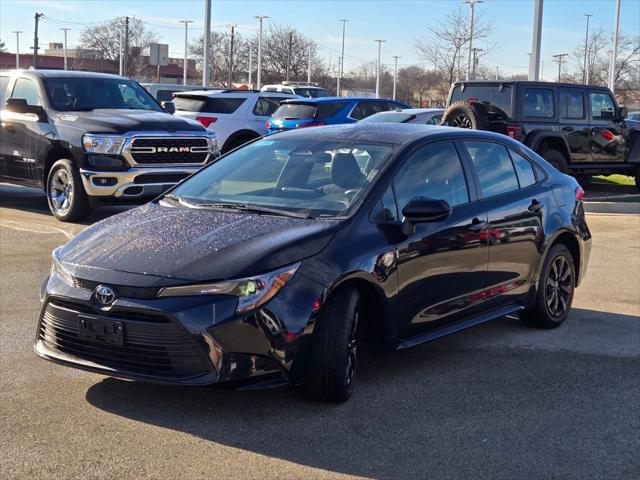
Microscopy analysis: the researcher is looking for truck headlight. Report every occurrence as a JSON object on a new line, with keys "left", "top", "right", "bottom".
{"left": 206, "top": 133, "right": 220, "bottom": 155}
{"left": 157, "top": 263, "right": 300, "bottom": 313}
{"left": 82, "top": 134, "right": 125, "bottom": 155}
{"left": 51, "top": 247, "right": 74, "bottom": 286}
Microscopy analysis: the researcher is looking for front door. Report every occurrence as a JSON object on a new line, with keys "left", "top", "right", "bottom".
{"left": 394, "top": 141, "right": 489, "bottom": 340}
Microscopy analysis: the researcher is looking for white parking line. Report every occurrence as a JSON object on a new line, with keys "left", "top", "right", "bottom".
{"left": 0, "top": 219, "right": 76, "bottom": 239}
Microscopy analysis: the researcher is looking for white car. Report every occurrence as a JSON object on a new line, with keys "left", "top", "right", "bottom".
{"left": 359, "top": 108, "right": 445, "bottom": 125}
{"left": 261, "top": 83, "right": 329, "bottom": 98}
{"left": 173, "top": 90, "right": 296, "bottom": 153}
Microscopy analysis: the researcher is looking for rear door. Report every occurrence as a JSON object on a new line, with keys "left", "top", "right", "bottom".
{"left": 558, "top": 88, "right": 590, "bottom": 162}
{"left": 394, "top": 141, "right": 489, "bottom": 340}
{"left": 461, "top": 139, "right": 546, "bottom": 308}
{"left": 587, "top": 90, "right": 625, "bottom": 163}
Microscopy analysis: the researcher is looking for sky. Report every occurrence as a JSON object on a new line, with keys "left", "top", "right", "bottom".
{"left": 1, "top": 0, "right": 638, "bottom": 79}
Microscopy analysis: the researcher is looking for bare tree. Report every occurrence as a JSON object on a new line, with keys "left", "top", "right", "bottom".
{"left": 415, "top": 7, "right": 494, "bottom": 95}
{"left": 79, "top": 17, "right": 158, "bottom": 77}
{"left": 0, "top": 40, "right": 6, "bottom": 53}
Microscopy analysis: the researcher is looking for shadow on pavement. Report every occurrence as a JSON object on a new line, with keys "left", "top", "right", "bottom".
{"left": 85, "top": 310, "right": 640, "bottom": 479}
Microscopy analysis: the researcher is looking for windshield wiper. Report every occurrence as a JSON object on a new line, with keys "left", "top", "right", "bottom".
{"left": 195, "top": 202, "right": 311, "bottom": 219}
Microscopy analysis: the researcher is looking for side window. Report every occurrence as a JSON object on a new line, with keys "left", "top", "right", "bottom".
{"left": 509, "top": 149, "right": 537, "bottom": 188}
{"left": 316, "top": 101, "right": 348, "bottom": 118}
{"left": 349, "top": 103, "right": 364, "bottom": 120}
{"left": 426, "top": 114, "right": 442, "bottom": 125}
{"left": 11, "top": 78, "right": 42, "bottom": 106}
{"left": 464, "top": 141, "right": 519, "bottom": 197}
{"left": 393, "top": 142, "right": 469, "bottom": 210}
{"left": 156, "top": 90, "right": 175, "bottom": 102}
{"left": 523, "top": 88, "right": 554, "bottom": 118}
{"left": 253, "top": 97, "right": 281, "bottom": 116}
{"left": 560, "top": 90, "right": 585, "bottom": 119}
{"left": 370, "top": 186, "right": 398, "bottom": 222}
{"left": 590, "top": 92, "right": 616, "bottom": 120}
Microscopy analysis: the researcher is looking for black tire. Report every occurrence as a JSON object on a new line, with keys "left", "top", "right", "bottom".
{"left": 307, "top": 287, "right": 361, "bottom": 402}
{"left": 222, "top": 135, "right": 257, "bottom": 154}
{"left": 542, "top": 148, "right": 569, "bottom": 174}
{"left": 521, "top": 244, "right": 575, "bottom": 329}
{"left": 443, "top": 100, "right": 491, "bottom": 130}
{"left": 576, "top": 174, "right": 592, "bottom": 188}
{"left": 46, "top": 159, "right": 90, "bottom": 222}
{"left": 635, "top": 165, "right": 640, "bottom": 193}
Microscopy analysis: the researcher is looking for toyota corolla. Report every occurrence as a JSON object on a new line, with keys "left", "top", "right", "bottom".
{"left": 36, "top": 123, "right": 591, "bottom": 402}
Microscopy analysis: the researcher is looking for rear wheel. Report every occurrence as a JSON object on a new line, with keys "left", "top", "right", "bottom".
{"left": 521, "top": 244, "right": 575, "bottom": 329}
{"left": 222, "top": 135, "right": 257, "bottom": 154}
{"left": 541, "top": 148, "right": 568, "bottom": 174}
{"left": 442, "top": 100, "right": 491, "bottom": 130}
{"left": 307, "top": 287, "right": 360, "bottom": 402}
{"left": 46, "top": 159, "right": 90, "bottom": 222}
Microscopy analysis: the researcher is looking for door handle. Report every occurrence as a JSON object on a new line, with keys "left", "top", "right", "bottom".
{"left": 561, "top": 126, "right": 574, "bottom": 133}
{"left": 528, "top": 199, "right": 544, "bottom": 213}
{"left": 468, "top": 218, "right": 488, "bottom": 232}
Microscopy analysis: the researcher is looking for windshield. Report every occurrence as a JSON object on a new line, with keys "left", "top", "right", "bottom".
{"left": 168, "top": 137, "right": 396, "bottom": 217}
{"left": 293, "top": 87, "right": 329, "bottom": 98}
{"left": 361, "top": 112, "right": 414, "bottom": 123}
{"left": 43, "top": 77, "right": 162, "bottom": 112}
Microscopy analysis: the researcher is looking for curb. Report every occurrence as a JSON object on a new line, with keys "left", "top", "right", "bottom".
{"left": 585, "top": 194, "right": 640, "bottom": 202}
{"left": 584, "top": 201, "right": 640, "bottom": 215}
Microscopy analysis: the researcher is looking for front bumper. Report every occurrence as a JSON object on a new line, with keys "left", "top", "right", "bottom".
{"left": 35, "top": 268, "right": 325, "bottom": 388}
{"left": 79, "top": 166, "right": 201, "bottom": 198}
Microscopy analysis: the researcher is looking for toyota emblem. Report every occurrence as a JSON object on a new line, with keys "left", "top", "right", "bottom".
{"left": 94, "top": 285, "right": 116, "bottom": 306}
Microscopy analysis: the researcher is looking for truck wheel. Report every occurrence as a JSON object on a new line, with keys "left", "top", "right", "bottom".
{"left": 46, "top": 159, "right": 91, "bottom": 222}
{"left": 521, "top": 244, "right": 575, "bottom": 329}
{"left": 443, "top": 100, "right": 491, "bottom": 130}
{"left": 307, "top": 286, "right": 361, "bottom": 402}
{"left": 542, "top": 149, "right": 568, "bottom": 174}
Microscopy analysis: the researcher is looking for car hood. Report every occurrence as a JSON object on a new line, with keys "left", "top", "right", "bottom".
{"left": 59, "top": 202, "right": 338, "bottom": 285}
{"left": 54, "top": 109, "right": 204, "bottom": 134}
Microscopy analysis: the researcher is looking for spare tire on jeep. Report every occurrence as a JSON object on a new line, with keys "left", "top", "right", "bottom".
{"left": 443, "top": 100, "right": 491, "bottom": 130}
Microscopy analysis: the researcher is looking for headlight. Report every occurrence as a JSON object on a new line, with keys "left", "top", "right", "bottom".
{"left": 157, "top": 263, "right": 300, "bottom": 313}
{"left": 206, "top": 133, "right": 219, "bottom": 154}
{"left": 51, "top": 247, "right": 74, "bottom": 286}
{"left": 82, "top": 134, "right": 125, "bottom": 155}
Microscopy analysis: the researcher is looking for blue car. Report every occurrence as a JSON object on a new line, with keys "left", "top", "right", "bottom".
{"left": 266, "top": 97, "right": 410, "bottom": 134}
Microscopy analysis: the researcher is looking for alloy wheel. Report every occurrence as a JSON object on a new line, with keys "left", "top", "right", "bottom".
{"left": 545, "top": 255, "right": 573, "bottom": 318}
{"left": 452, "top": 113, "right": 473, "bottom": 129}
{"left": 345, "top": 309, "right": 359, "bottom": 390}
{"left": 49, "top": 168, "right": 74, "bottom": 217}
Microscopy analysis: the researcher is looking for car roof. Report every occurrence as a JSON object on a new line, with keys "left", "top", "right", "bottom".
{"left": 1, "top": 69, "right": 126, "bottom": 80}
{"left": 263, "top": 84, "right": 325, "bottom": 89}
{"left": 174, "top": 90, "right": 295, "bottom": 98}
{"left": 267, "top": 122, "right": 516, "bottom": 146}
{"left": 281, "top": 97, "right": 402, "bottom": 104}
{"left": 452, "top": 80, "right": 611, "bottom": 90}
{"left": 374, "top": 108, "right": 444, "bottom": 115}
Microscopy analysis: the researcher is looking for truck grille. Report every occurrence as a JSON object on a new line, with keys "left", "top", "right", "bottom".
{"left": 128, "top": 137, "right": 210, "bottom": 165}
{"left": 38, "top": 299, "right": 211, "bottom": 379}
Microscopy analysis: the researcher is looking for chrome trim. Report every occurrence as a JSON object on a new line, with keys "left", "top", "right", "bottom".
{"left": 119, "top": 130, "right": 217, "bottom": 167}
{"left": 79, "top": 166, "right": 201, "bottom": 198}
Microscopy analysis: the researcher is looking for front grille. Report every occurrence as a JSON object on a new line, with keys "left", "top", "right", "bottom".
{"left": 39, "top": 300, "right": 210, "bottom": 378}
{"left": 72, "top": 276, "right": 159, "bottom": 299}
{"left": 133, "top": 173, "right": 190, "bottom": 184}
{"left": 129, "top": 137, "right": 209, "bottom": 165}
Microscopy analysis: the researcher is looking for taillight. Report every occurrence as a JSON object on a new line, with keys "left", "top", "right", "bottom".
{"left": 265, "top": 120, "right": 272, "bottom": 129}
{"left": 600, "top": 130, "right": 614, "bottom": 141}
{"left": 507, "top": 125, "right": 522, "bottom": 140}
{"left": 296, "top": 122, "right": 326, "bottom": 129}
{"left": 196, "top": 116, "right": 217, "bottom": 128}
{"left": 575, "top": 186, "right": 585, "bottom": 200}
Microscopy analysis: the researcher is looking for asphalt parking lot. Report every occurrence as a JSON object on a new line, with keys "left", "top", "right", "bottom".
{"left": 1, "top": 184, "right": 639, "bottom": 480}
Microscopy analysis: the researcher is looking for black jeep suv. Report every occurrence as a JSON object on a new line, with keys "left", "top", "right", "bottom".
{"left": 443, "top": 81, "right": 640, "bottom": 189}
{"left": 0, "top": 70, "right": 218, "bottom": 221}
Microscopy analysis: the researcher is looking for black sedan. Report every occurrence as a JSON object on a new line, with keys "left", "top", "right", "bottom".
{"left": 36, "top": 124, "right": 591, "bottom": 402}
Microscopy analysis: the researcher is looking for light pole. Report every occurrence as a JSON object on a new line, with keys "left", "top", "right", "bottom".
{"left": 179, "top": 20, "right": 193, "bottom": 85}
{"left": 552, "top": 53, "right": 568, "bottom": 82}
{"left": 582, "top": 14, "right": 592, "bottom": 84}
{"left": 608, "top": 0, "right": 621, "bottom": 92}
{"left": 248, "top": 44, "right": 253, "bottom": 87}
{"left": 528, "top": 0, "right": 544, "bottom": 80}
{"left": 254, "top": 15, "right": 269, "bottom": 89}
{"left": 392, "top": 55, "right": 400, "bottom": 100}
{"left": 12, "top": 30, "right": 22, "bottom": 69}
{"left": 286, "top": 31, "right": 293, "bottom": 82}
{"left": 60, "top": 28, "right": 71, "bottom": 70}
{"left": 337, "top": 19, "right": 348, "bottom": 97}
{"left": 463, "top": 0, "right": 483, "bottom": 81}
{"left": 471, "top": 47, "right": 483, "bottom": 79}
{"left": 374, "top": 39, "right": 386, "bottom": 99}
{"left": 203, "top": 0, "right": 211, "bottom": 87}
{"left": 307, "top": 43, "right": 312, "bottom": 84}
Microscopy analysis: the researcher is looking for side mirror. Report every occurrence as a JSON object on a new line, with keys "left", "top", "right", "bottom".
{"left": 401, "top": 197, "right": 452, "bottom": 235}
{"left": 5, "top": 98, "right": 48, "bottom": 122}
{"left": 161, "top": 101, "right": 176, "bottom": 114}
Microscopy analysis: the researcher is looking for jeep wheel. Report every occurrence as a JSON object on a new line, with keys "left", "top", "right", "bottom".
{"left": 443, "top": 100, "right": 491, "bottom": 131}
{"left": 46, "top": 159, "right": 90, "bottom": 222}
{"left": 542, "top": 148, "right": 568, "bottom": 174}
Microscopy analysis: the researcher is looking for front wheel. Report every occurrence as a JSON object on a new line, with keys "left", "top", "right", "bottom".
{"left": 541, "top": 149, "right": 568, "bottom": 173}
{"left": 46, "top": 159, "right": 90, "bottom": 222}
{"left": 521, "top": 244, "right": 575, "bottom": 329}
{"left": 307, "top": 287, "right": 360, "bottom": 402}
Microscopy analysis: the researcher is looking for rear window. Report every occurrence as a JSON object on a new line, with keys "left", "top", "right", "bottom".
{"left": 523, "top": 88, "right": 554, "bottom": 118}
{"left": 174, "top": 95, "right": 245, "bottom": 114}
{"left": 293, "top": 87, "right": 329, "bottom": 98}
{"left": 272, "top": 103, "right": 317, "bottom": 120}
{"left": 450, "top": 85, "right": 512, "bottom": 118}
